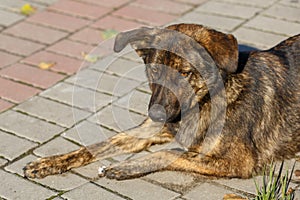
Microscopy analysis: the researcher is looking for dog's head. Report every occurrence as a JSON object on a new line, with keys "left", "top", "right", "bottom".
{"left": 114, "top": 24, "right": 238, "bottom": 123}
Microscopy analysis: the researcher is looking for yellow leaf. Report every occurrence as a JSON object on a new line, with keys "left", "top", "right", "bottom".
{"left": 223, "top": 194, "right": 247, "bottom": 200}
{"left": 100, "top": 29, "right": 118, "bottom": 40}
{"left": 38, "top": 62, "right": 56, "bottom": 70}
{"left": 81, "top": 52, "right": 100, "bottom": 63}
{"left": 20, "top": 3, "right": 36, "bottom": 16}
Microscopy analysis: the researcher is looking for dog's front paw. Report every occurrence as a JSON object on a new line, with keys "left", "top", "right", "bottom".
{"left": 100, "top": 163, "right": 145, "bottom": 180}
{"left": 23, "top": 157, "right": 66, "bottom": 179}
{"left": 104, "top": 166, "right": 133, "bottom": 180}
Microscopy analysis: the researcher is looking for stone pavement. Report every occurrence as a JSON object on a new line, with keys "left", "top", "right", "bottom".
{"left": 0, "top": 0, "right": 299, "bottom": 199}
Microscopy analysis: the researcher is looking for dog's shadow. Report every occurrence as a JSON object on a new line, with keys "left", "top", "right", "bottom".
{"left": 238, "top": 44, "right": 259, "bottom": 52}
{"left": 237, "top": 44, "right": 259, "bottom": 73}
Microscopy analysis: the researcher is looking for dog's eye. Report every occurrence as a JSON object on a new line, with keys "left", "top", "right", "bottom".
{"left": 180, "top": 71, "right": 191, "bottom": 78}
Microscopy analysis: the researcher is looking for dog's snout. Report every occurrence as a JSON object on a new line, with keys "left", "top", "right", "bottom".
{"left": 148, "top": 104, "right": 167, "bottom": 122}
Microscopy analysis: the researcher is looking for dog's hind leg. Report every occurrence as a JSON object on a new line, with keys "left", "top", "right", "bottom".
{"left": 103, "top": 149, "right": 255, "bottom": 180}
{"left": 23, "top": 118, "right": 174, "bottom": 179}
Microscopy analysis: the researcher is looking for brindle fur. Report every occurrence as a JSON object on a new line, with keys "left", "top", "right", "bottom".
{"left": 24, "top": 24, "right": 300, "bottom": 180}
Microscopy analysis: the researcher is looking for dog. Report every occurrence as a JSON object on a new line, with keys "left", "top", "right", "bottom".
{"left": 23, "top": 24, "right": 300, "bottom": 180}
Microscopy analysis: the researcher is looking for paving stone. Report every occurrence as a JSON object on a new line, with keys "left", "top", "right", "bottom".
{"left": 244, "top": 15, "right": 300, "bottom": 36}
{"left": 295, "top": 190, "right": 300, "bottom": 199}
{"left": 133, "top": 0, "right": 193, "bottom": 15}
{"left": 0, "top": 63, "right": 65, "bottom": 89}
{"left": 96, "top": 178, "right": 180, "bottom": 200}
{"left": 15, "top": 96, "right": 90, "bottom": 128}
{"left": 233, "top": 27, "right": 287, "bottom": 49}
{"left": 148, "top": 140, "right": 184, "bottom": 152}
{"left": 48, "top": 0, "right": 111, "bottom": 20}
{"left": 0, "top": 110, "right": 64, "bottom": 143}
{"left": 41, "top": 82, "right": 113, "bottom": 112}
{"left": 219, "top": 0, "right": 276, "bottom": 8}
{"left": 0, "top": 51, "right": 21, "bottom": 69}
{"left": 0, "top": 99, "right": 14, "bottom": 113}
{"left": 0, "top": 77, "right": 41, "bottom": 103}
{"left": 88, "top": 105, "right": 146, "bottom": 132}
{"left": 0, "top": 170, "right": 56, "bottom": 200}
{"left": 0, "top": 0, "right": 45, "bottom": 10}
{"left": 263, "top": 4, "right": 300, "bottom": 22}
{"left": 137, "top": 82, "right": 152, "bottom": 94}
{"left": 145, "top": 171, "right": 196, "bottom": 192}
{"left": 146, "top": 170, "right": 195, "bottom": 184}
{"left": 77, "top": 0, "right": 130, "bottom": 8}
{"left": 0, "top": 34, "right": 45, "bottom": 56}
{"left": 113, "top": 5, "right": 177, "bottom": 26}
{"left": 65, "top": 69, "right": 141, "bottom": 97}
{"left": 0, "top": 9, "right": 24, "bottom": 27}
{"left": 273, "top": 159, "right": 300, "bottom": 181}
{"left": 73, "top": 159, "right": 112, "bottom": 179}
{"left": 215, "top": 177, "right": 262, "bottom": 195}
{"left": 30, "top": 0, "right": 58, "bottom": 5}
{"left": 70, "top": 27, "right": 105, "bottom": 45}
{"left": 33, "top": 136, "right": 79, "bottom": 157}
{"left": 62, "top": 183, "right": 125, "bottom": 200}
{"left": 62, "top": 120, "right": 116, "bottom": 146}
{"left": 183, "top": 182, "right": 237, "bottom": 200}
{"left": 27, "top": 10, "right": 90, "bottom": 32}
{"left": 94, "top": 58, "right": 147, "bottom": 82}
{"left": 175, "top": 0, "right": 207, "bottom": 5}
{"left": 5, "top": 154, "right": 38, "bottom": 175}
{"left": 35, "top": 172, "right": 88, "bottom": 191}
{"left": 280, "top": 0, "right": 300, "bottom": 8}
{"left": 176, "top": 12, "right": 244, "bottom": 32}
{"left": 22, "top": 50, "right": 82, "bottom": 75}
{"left": 3, "top": 22, "right": 68, "bottom": 45}
{"left": 115, "top": 90, "right": 150, "bottom": 115}
{"left": 0, "top": 130, "right": 37, "bottom": 160}
{"left": 48, "top": 39, "right": 94, "bottom": 59}
{"left": 112, "top": 152, "right": 135, "bottom": 162}
{"left": 121, "top": 50, "right": 144, "bottom": 63}
{"left": 195, "top": 1, "right": 262, "bottom": 19}
{"left": 51, "top": 197, "right": 64, "bottom": 200}
{"left": 92, "top": 15, "right": 145, "bottom": 31}
{"left": 0, "top": 158, "right": 8, "bottom": 167}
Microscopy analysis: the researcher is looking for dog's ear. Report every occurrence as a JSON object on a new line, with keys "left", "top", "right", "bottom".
{"left": 114, "top": 27, "right": 157, "bottom": 58}
{"left": 167, "top": 24, "right": 239, "bottom": 73}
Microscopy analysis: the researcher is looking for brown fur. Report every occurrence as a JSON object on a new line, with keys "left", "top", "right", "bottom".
{"left": 24, "top": 24, "right": 300, "bottom": 180}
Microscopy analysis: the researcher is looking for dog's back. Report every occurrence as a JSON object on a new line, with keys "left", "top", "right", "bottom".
{"left": 233, "top": 35, "right": 300, "bottom": 166}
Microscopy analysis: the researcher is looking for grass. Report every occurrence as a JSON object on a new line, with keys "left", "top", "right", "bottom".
{"left": 253, "top": 161, "right": 295, "bottom": 200}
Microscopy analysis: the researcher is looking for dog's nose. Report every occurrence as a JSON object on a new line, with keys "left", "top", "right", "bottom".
{"left": 148, "top": 104, "right": 167, "bottom": 122}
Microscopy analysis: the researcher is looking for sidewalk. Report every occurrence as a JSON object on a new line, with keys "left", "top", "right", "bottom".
{"left": 0, "top": 0, "right": 299, "bottom": 199}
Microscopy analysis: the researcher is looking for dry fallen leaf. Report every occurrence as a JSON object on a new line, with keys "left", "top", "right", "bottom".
{"left": 81, "top": 52, "right": 100, "bottom": 63}
{"left": 38, "top": 62, "right": 56, "bottom": 70}
{"left": 223, "top": 193, "right": 247, "bottom": 200}
{"left": 20, "top": 3, "right": 37, "bottom": 16}
{"left": 100, "top": 29, "right": 118, "bottom": 40}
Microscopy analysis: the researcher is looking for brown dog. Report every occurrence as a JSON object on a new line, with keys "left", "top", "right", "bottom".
{"left": 24, "top": 24, "right": 300, "bottom": 180}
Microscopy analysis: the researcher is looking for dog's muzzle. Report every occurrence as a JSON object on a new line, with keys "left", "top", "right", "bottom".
{"left": 148, "top": 104, "right": 167, "bottom": 122}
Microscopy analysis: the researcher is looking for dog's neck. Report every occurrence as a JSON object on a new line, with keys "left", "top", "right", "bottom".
{"left": 170, "top": 70, "right": 249, "bottom": 153}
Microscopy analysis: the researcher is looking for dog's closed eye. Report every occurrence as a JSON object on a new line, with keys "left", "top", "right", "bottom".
{"left": 179, "top": 71, "right": 192, "bottom": 78}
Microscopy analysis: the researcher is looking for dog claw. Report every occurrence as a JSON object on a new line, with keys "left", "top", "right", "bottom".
{"left": 98, "top": 165, "right": 107, "bottom": 177}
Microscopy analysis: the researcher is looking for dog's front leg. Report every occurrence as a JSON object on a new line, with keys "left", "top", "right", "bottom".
{"left": 103, "top": 149, "right": 253, "bottom": 180}
{"left": 24, "top": 118, "right": 174, "bottom": 179}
